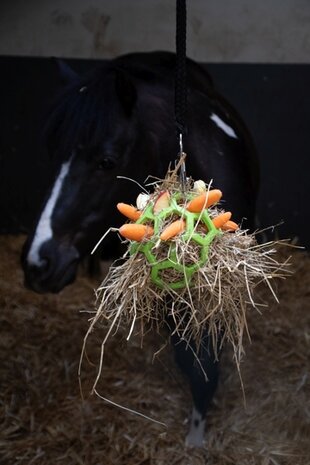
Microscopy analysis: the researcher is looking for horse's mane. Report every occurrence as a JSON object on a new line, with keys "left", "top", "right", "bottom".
{"left": 45, "top": 64, "right": 121, "bottom": 160}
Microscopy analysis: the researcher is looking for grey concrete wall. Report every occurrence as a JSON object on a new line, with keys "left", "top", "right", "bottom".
{"left": 0, "top": 0, "right": 309, "bottom": 62}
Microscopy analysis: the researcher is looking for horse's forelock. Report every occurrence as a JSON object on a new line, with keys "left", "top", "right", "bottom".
{"left": 44, "top": 66, "right": 131, "bottom": 162}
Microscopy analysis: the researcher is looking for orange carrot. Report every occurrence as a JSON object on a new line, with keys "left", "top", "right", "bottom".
{"left": 160, "top": 219, "right": 186, "bottom": 241}
{"left": 117, "top": 203, "right": 142, "bottom": 221}
{"left": 119, "top": 224, "right": 153, "bottom": 241}
{"left": 212, "top": 212, "right": 232, "bottom": 229}
{"left": 221, "top": 220, "right": 239, "bottom": 231}
{"left": 186, "top": 189, "right": 222, "bottom": 213}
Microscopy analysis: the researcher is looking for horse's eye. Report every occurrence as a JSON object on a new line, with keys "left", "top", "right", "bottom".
{"left": 97, "top": 158, "right": 116, "bottom": 170}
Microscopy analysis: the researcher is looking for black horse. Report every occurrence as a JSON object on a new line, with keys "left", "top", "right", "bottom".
{"left": 22, "top": 51, "right": 258, "bottom": 446}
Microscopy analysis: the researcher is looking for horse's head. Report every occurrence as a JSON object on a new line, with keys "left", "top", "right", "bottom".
{"left": 22, "top": 61, "right": 167, "bottom": 293}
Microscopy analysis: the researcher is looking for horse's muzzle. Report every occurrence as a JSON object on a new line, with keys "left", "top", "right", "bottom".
{"left": 22, "top": 238, "right": 80, "bottom": 293}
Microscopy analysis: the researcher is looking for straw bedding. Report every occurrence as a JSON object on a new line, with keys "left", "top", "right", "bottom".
{"left": 0, "top": 235, "right": 309, "bottom": 465}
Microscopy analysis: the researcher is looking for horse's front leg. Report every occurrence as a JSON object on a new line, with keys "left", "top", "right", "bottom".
{"left": 171, "top": 328, "right": 220, "bottom": 447}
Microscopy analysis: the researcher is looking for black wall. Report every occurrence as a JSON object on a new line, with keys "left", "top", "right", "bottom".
{"left": 0, "top": 56, "right": 309, "bottom": 247}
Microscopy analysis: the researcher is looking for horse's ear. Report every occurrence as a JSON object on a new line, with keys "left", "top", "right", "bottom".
{"left": 53, "top": 58, "right": 79, "bottom": 84}
{"left": 114, "top": 68, "right": 137, "bottom": 115}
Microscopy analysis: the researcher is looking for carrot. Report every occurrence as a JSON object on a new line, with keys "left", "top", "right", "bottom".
{"left": 221, "top": 220, "right": 239, "bottom": 231}
{"left": 117, "top": 203, "right": 142, "bottom": 221}
{"left": 186, "top": 189, "right": 222, "bottom": 213}
{"left": 212, "top": 212, "right": 232, "bottom": 229}
{"left": 160, "top": 219, "right": 186, "bottom": 241}
{"left": 119, "top": 224, "right": 154, "bottom": 241}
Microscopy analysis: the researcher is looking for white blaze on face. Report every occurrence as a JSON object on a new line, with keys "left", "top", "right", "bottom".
{"left": 27, "top": 158, "right": 72, "bottom": 267}
{"left": 210, "top": 112, "right": 238, "bottom": 139}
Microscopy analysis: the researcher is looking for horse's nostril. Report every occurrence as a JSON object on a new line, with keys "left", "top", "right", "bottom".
{"left": 26, "top": 256, "right": 51, "bottom": 277}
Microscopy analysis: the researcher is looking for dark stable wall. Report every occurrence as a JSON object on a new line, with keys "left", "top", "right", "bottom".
{"left": 0, "top": 56, "right": 309, "bottom": 248}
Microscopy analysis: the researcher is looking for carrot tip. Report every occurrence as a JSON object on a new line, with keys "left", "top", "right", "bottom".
{"left": 119, "top": 224, "right": 153, "bottom": 241}
{"left": 186, "top": 189, "right": 223, "bottom": 213}
{"left": 160, "top": 219, "right": 186, "bottom": 241}
{"left": 117, "top": 203, "right": 142, "bottom": 221}
{"left": 222, "top": 220, "right": 239, "bottom": 231}
{"left": 212, "top": 211, "right": 232, "bottom": 229}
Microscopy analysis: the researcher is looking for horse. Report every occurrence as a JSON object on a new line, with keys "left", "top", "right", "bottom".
{"left": 22, "top": 51, "right": 259, "bottom": 446}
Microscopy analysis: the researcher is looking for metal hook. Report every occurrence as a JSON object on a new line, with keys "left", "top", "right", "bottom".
{"left": 179, "top": 133, "right": 183, "bottom": 154}
{"left": 178, "top": 133, "right": 187, "bottom": 191}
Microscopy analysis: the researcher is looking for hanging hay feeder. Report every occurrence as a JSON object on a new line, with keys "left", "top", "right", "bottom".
{"left": 83, "top": 163, "right": 291, "bottom": 387}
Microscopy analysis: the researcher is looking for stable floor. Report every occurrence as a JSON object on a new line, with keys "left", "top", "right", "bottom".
{"left": 1, "top": 236, "right": 309, "bottom": 465}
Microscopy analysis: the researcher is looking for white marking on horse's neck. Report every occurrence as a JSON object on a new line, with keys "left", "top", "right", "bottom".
{"left": 210, "top": 113, "right": 238, "bottom": 139}
{"left": 27, "top": 158, "right": 72, "bottom": 266}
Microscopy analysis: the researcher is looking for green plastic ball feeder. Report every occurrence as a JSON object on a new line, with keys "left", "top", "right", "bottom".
{"left": 90, "top": 175, "right": 286, "bottom": 382}
{"left": 125, "top": 192, "right": 222, "bottom": 290}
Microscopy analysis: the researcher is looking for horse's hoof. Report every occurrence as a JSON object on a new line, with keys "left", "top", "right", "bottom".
{"left": 185, "top": 407, "right": 206, "bottom": 448}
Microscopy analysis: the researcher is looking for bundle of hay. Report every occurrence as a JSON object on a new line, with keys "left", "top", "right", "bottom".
{"left": 83, "top": 165, "right": 290, "bottom": 387}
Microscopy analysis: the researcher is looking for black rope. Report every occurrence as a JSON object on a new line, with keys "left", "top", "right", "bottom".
{"left": 175, "top": 0, "right": 187, "bottom": 137}
{"left": 175, "top": 0, "right": 187, "bottom": 189}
